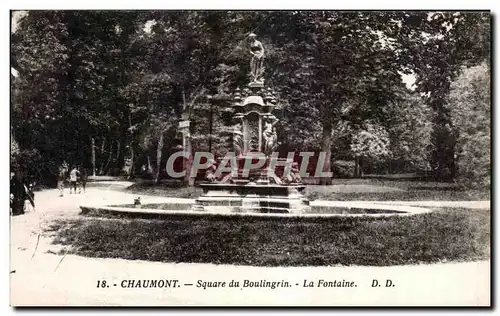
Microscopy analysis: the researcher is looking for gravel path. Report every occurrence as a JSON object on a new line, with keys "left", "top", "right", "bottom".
{"left": 9, "top": 185, "right": 491, "bottom": 306}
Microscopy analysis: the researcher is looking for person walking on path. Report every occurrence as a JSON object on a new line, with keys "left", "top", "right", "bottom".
{"left": 57, "top": 162, "right": 68, "bottom": 197}
{"left": 69, "top": 166, "right": 80, "bottom": 194}
{"left": 10, "top": 170, "right": 27, "bottom": 216}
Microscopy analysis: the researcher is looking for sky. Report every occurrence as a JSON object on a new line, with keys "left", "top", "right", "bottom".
{"left": 11, "top": 11, "right": 27, "bottom": 33}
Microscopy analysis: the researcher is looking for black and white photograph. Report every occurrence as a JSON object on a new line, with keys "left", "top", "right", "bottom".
{"left": 8, "top": 9, "right": 491, "bottom": 306}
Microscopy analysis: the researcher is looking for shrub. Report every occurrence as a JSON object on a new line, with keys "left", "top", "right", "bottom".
{"left": 332, "top": 160, "right": 356, "bottom": 178}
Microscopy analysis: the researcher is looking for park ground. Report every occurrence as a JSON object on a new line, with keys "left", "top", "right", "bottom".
{"left": 10, "top": 179, "right": 491, "bottom": 306}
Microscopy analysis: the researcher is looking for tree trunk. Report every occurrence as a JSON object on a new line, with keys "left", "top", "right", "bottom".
{"left": 319, "top": 121, "right": 333, "bottom": 185}
{"left": 128, "top": 146, "right": 134, "bottom": 179}
{"left": 355, "top": 156, "right": 364, "bottom": 178}
{"left": 115, "top": 140, "right": 121, "bottom": 169}
{"left": 182, "top": 87, "right": 195, "bottom": 187}
{"left": 127, "top": 112, "right": 134, "bottom": 179}
{"left": 101, "top": 142, "right": 113, "bottom": 175}
{"left": 97, "top": 138, "right": 106, "bottom": 174}
{"left": 354, "top": 156, "right": 359, "bottom": 178}
{"left": 360, "top": 156, "right": 364, "bottom": 177}
{"left": 91, "top": 137, "right": 96, "bottom": 176}
{"left": 208, "top": 103, "right": 213, "bottom": 154}
{"left": 154, "top": 133, "right": 164, "bottom": 184}
{"left": 147, "top": 156, "right": 153, "bottom": 174}
{"left": 184, "top": 134, "right": 194, "bottom": 186}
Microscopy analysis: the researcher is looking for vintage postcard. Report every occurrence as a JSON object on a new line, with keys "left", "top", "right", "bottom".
{"left": 9, "top": 10, "right": 491, "bottom": 306}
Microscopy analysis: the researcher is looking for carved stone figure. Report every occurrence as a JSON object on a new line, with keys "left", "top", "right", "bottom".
{"left": 205, "top": 158, "right": 217, "bottom": 182}
{"left": 283, "top": 162, "right": 302, "bottom": 184}
{"left": 248, "top": 33, "right": 265, "bottom": 83}
{"left": 263, "top": 116, "right": 278, "bottom": 154}
{"left": 233, "top": 118, "right": 244, "bottom": 156}
{"left": 233, "top": 130, "right": 244, "bottom": 156}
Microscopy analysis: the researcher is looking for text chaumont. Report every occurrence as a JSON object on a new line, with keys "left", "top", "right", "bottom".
{"left": 121, "top": 279, "right": 179, "bottom": 288}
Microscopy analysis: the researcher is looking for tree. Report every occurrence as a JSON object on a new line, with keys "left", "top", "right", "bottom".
{"left": 12, "top": 11, "right": 144, "bottom": 180}
{"left": 350, "top": 122, "right": 391, "bottom": 177}
{"left": 402, "top": 12, "right": 491, "bottom": 180}
{"left": 11, "top": 11, "right": 71, "bottom": 180}
{"left": 264, "top": 11, "right": 417, "bottom": 183}
{"left": 11, "top": 10, "right": 490, "bottom": 185}
{"left": 382, "top": 92, "right": 433, "bottom": 173}
{"left": 447, "top": 62, "right": 490, "bottom": 188}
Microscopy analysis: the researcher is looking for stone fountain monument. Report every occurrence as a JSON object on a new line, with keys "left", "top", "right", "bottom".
{"left": 192, "top": 34, "right": 310, "bottom": 213}
{"left": 79, "top": 35, "right": 429, "bottom": 219}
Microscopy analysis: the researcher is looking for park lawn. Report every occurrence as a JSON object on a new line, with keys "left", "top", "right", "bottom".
{"left": 123, "top": 179, "right": 490, "bottom": 201}
{"left": 48, "top": 207, "right": 490, "bottom": 267}
{"left": 305, "top": 187, "right": 490, "bottom": 201}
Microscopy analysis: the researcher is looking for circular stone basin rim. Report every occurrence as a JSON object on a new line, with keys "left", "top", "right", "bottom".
{"left": 80, "top": 200, "right": 432, "bottom": 218}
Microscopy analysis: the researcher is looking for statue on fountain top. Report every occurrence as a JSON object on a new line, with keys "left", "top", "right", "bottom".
{"left": 248, "top": 33, "right": 265, "bottom": 86}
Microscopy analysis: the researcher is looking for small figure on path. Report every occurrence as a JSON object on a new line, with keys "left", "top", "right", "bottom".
{"left": 69, "top": 166, "right": 80, "bottom": 194}
{"left": 10, "top": 170, "right": 27, "bottom": 216}
{"left": 24, "top": 180, "right": 36, "bottom": 212}
{"left": 57, "top": 162, "right": 68, "bottom": 197}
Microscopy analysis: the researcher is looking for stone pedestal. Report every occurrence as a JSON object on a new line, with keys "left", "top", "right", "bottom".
{"left": 248, "top": 81, "right": 264, "bottom": 89}
{"left": 192, "top": 183, "right": 311, "bottom": 214}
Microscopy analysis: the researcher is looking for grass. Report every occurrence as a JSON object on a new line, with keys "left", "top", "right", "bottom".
{"left": 123, "top": 179, "right": 490, "bottom": 201}
{"left": 306, "top": 179, "right": 490, "bottom": 201}
{"left": 305, "top": 188, "right": 490, "bottom": 201}
{"left": 48, "top": 207, "right": 490, "bottom": 267}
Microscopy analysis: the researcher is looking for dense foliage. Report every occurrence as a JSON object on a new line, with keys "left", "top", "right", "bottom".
{"left": 11, "top": 11, "right": 490, "bottom": 188}
{"left": 447, "top": 62, "right": 490, "bottom": 188}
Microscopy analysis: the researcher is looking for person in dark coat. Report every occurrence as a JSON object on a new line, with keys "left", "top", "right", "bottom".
{"left": 10, "top": 171, "right": 26, "bottom": 216}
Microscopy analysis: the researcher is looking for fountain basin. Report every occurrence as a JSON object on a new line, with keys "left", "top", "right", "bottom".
{"left": 80, "top": 200, "right": 432, "bottom": 219}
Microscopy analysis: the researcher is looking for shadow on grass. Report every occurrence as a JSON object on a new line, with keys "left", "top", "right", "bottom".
{"left": 46, "top": 208, "right": 490, "bottom": 267}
